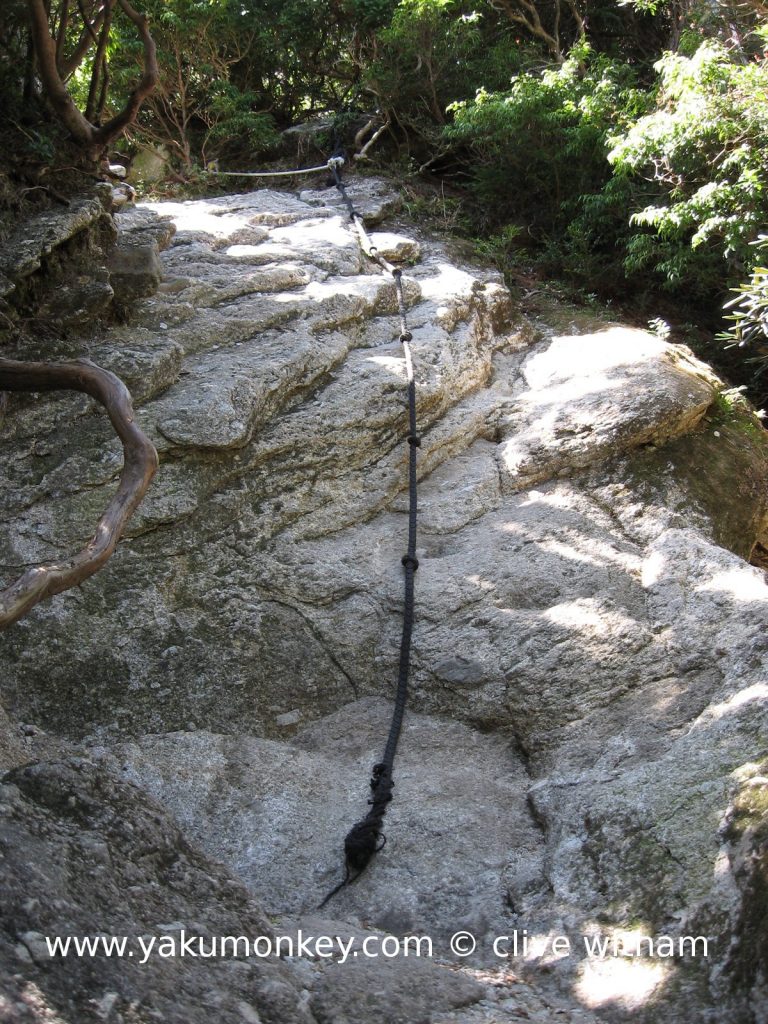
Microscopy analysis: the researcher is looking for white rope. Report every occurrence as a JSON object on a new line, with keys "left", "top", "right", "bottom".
{"left": 207, "top": 157, "right": 344, "bottom": 179}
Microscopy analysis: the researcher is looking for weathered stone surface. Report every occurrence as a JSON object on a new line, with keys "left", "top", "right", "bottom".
{"left": 0, "top": 704, "right": 26, "bottom": 772}
{"left": 115, "top": 203, "right": 176, "bottom": 250}
{"left": 495, "top": 326, "right": 718, "bottom": 491}
{"left": 299, "top": 176, "right": 404, "bottom": 224}
{"left": 369, "top": 230, "right": 422, "bottom": 263}
{"left": 114, "top": 700, "right": 540, "bottom": 939}
{"left": 608, "top": 398, "right": 768, "bottom": 561}
{"left": 129, "top": 144, "right": 171, "bottom": 184}
{"left": 110, "top": 182, "right": 136, "bottom": 208}
{"left": 35, "top": 270, "right": 114, "bottom": 325}
{"left": 109, "top": 238, "right": 163, "bottom": 302}
{"left": 0, "top": 192, "right": 112, "bottom": 283}
{"left": 0, "top": 186, "right": 119, "bottom": 331}
{"left": 0, "top": 743, "right": 602, "bottom": 1024}
{"left": 308, "top": 954, "right": 484, "bottom": 1024}
{"left": 0, "top": 757, "right": 315, "bottom": 1024}
{"left": 2, "top": 177, "right": 768, "bottom": 1023}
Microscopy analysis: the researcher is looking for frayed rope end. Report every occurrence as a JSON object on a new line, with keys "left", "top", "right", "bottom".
{"left": 317, "top": 763, "right": 393, "bottom": 909}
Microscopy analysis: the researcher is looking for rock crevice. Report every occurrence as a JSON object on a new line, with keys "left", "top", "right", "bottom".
{"left": 1, "top": 177, "right": 768, "bottom": 1024}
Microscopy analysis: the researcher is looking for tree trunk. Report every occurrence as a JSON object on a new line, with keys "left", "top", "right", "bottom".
{"left": 26, "top": 0, "right": 158, "bottom": 157}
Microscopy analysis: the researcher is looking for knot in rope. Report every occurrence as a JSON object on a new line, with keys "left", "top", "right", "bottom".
{"left": 343, "top": 763, "right": 394, "bottom": 873}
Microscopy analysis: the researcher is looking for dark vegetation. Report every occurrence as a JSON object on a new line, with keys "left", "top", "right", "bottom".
{"left": 2, "top": 0, "right": 768, "bottom": 405}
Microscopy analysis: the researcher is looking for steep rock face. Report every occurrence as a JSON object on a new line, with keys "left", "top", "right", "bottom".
{"left": 0, "top": 184, "right": 172, "bottom": 336}
{"left": 1, "top": 177, "right": 768, "bottom": 1023}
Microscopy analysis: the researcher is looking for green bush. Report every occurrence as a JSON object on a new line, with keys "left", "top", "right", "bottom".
{"left": 607, "top": 39, "right": 768, "bottom": 298}
{"left": 445, "top": 30, "right": 768, "bottom": 334}
{"left": 446, "top": 41, "right": 646, "bottom": 241}
{"left": 200, "top": 85, "right": 280, "bottom": 165}
{"left": 362, "top": 0, "right": 521, "bottom": 151}
{"left": 721, "top": 236, "right": 768, "bottom": 385}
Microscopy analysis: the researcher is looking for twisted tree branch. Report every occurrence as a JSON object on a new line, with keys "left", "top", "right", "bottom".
{"left": 95, "top": 0, "right": 158, "bottom": 144}
{"left": 0, "top": 358, "right": 158, "bottom": 630}
{"left": 26, "top": 0, "right": 158, "bottom": 152}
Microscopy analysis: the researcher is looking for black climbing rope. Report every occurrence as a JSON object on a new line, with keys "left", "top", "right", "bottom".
{"left": 319, "top": 158, "right": 419, "bottom": 908}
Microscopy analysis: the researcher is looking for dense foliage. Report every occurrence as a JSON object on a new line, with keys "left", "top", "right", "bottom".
{"left": 3, "top": 0, "right": 768, "bottom": 401}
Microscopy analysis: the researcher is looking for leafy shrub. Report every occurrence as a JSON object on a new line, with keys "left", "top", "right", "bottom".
{"left": 362, "top": 0, "right": 521, "bottom": 149}
{"left": 721, "top": 236, "right": 768, "bottom": 385}
{"left": 200, "top": 85, "right": 280, "bottom": 165}
{"left": 607, "top": 40, "right": 768, "bottom": 298}
{"left": 446, "top": 41, "right": 646, "bottom": 241}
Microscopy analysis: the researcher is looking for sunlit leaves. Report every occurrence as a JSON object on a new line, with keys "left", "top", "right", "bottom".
{"left": 608, "top": 41, "right": 768, "bottom": 275}
{"left": 723, "top": 237, "right": 768, "bottom": 358}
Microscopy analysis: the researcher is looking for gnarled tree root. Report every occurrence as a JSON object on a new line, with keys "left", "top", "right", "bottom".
{"left": 0, "top": 357, "right": 158, "bottom": 629}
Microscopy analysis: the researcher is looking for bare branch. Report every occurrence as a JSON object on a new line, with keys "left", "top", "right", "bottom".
{"left": 61, "top": 1, "right": 107, "bottom": 81}
{"left": 354, "top": 118, "right": 391, "bottom": 162}
{"left": 418, "top": 145, "right": 455, "bottom": 174}
{"left": 354, "top": 116, "right": 378, "bottom": 151}
{"left": 565, "top": 0, "right": 585, "bottom": 39}
{"left": 489, "top": 0, "right": 571, "bottom": 60}
{"left": 55, "top": 0, "right": 70, "bottom": 73}
{"left": 84, "top": 0, "right": 112, "bottom": 123}
{"left": 0, "top": 358, "right": 158, "bottom": 630}
{"left": 95, "top": 55, "right": 110, "bottom": 123}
